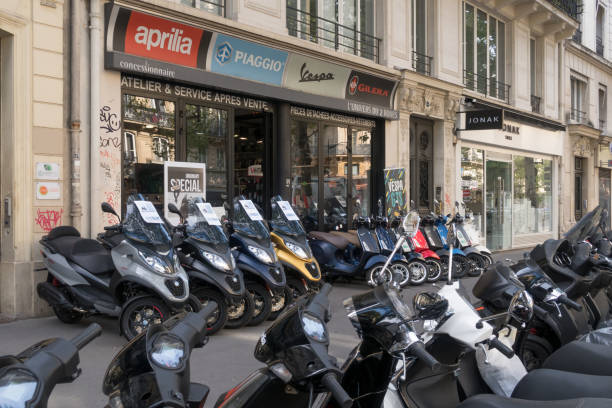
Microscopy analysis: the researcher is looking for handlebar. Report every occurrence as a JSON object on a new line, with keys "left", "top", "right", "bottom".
{"left": 557, "top": 295, "right": 583, "bottom": 311}
{"left": 488, "top": 337, "right": 515, "bottom": 359}
{"left": 104, "top": 225, "right": 121, "bottom": 232}
{"left": 70, "top": 323, "right": 103, "bottom": 350}
{"left": 408, "top": 341, "right": 440, "bottom": 370}
{"left": 321, "top": 372, "right": 352, "bottom": 408}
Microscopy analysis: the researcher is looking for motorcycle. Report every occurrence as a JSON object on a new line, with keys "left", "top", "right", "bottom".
{"left": 168, "top": 197, "right": 254, "bottom": 334}
{"left": 226, "top": 196, "right": 288, "bottom": 325}
{"left": 38, "top": 195, "right": 192, "bottom": 340}
{"left": 102, "top": 303, "right": 217, "bottom": 408}
{"left": 269, "top": 196, "right": 322, "bottom": 303}
{"left": 0, "top": 323, "right": 101, "bottom": 408}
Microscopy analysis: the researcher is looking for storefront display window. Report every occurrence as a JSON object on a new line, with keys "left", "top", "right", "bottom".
{"left": 460, "top": 147, "right": 484, "bottom": 240}
{"left": 322, "top": 124, "right": 349, "bottom": 231}
{"left": 290, "top": 121, "right": 319, "bottom": 232}
{"left": 513, "top": 156, "right": 553, "bottom": 234}
{"left": 599, "top": 168, "right": 611, "bottom": 227}
{"left": 352, "top": 128, "right": 372, "bottom": 219}
{"left": 122, "top": 94, "right": 176, "bottom": 207}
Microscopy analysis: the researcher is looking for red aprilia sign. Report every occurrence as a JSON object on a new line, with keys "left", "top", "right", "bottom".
{"left": 122, "top": 10, "right": 205, "bottom": 68}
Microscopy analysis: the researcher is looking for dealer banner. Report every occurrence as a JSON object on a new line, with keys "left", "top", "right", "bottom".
{"left": 384, "top": 168, "right": 406, "bottom": 218}
{"left": 164, "top": 161, "right": 206, "bottom": 225}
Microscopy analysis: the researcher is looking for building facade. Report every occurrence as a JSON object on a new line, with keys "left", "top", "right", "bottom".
{"left": 1, "top": 0, "right": 610, "bottom": 318}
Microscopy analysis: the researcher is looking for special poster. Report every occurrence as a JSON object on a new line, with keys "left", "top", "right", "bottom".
{"left": 384, "top": 167, "right": 406, "bottom": 218}
{"left": 164, "top": 161, "right": 206, "bottom": 225}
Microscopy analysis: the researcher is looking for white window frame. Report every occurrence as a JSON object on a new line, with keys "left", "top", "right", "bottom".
{"left": 124, "top": 131, "right": 137, "bottom": 163}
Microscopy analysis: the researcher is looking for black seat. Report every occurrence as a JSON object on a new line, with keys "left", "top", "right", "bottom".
{"left": 457, "top": 395, "right": 612, "bottom": 408}
{"left": 45, "top": 235, "right": 81, "bottom": 259}
{"left": 512, "top": 369, "right": 612, "bottom": 401}
{"left": 543, "top": 340, "right": 612, "bottom": 376}
{"left": 69, "top": 239, "right": 115, "bottom": 275}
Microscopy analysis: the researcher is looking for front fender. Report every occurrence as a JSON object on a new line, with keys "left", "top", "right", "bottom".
{"left": 473, "top": 245, "right": 492, "bottom": 255}
{"left": 364, "top": 255, "right": 390, "bottom": 270}
{"left": 187, "top": 259, "right": 245, "bottom": 298}
{"left": 462, "top": 247, "right": 482, "bottom": 256}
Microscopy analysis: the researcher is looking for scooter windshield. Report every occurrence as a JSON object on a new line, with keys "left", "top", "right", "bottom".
{"left": 269, "top": 197, "right": 306, "bottom": 237}
{"left": 181, "top": 197, "right": 228, "bottom": 245}
{"left": 565, "top": 205, "right": 603, "bottom": 244}
{"left": 123, "top": 195, "right": 172, "bottom": 250}
{"left": 232, "top": 198, "right": 269, "bottom": 240}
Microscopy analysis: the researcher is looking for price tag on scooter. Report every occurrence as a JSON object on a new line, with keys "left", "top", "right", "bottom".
{"left": 240, "top": 199, "right": 263, "bottom": 221}
{"left": 277, "top": 201, "right": 300, "bottom": 221}
{"left": 457, "top": 231, "right": 469, "bottom": 247}
{"left": 196, "top": 202, "right": 222, "bottom": 226}
{"left": 402, "top": 240, "right": 412, "bottom": 252}
{"left": 134, "top": 200, "right": 164, "bottom": 224}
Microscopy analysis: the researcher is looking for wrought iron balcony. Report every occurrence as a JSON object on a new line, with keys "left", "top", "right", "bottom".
{"left": 596, "top": 35, "right": 604, "bottom": 56}
{"left": 570, "top": 108, "right": 587, "bottom": 124}
{"left": 176, "top": 0, "right": 225, "bottom": 16}
{"left": 412, "top": 51, "right": 432, "bottom": 76}
{"left": 531, "top": 95, "right": 541, "bottom": 114}
{"left": 546, "top": 0, "right": 581, "bottom": 20}
{"left": 286, "top": 5, "right": 380, "bottom": 62}
{"left": 464, "top": 70, "right": 511, "bottom": 105}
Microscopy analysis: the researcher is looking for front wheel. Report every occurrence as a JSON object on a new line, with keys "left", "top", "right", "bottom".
{"left": 268, "top": 287, "right": 292, "bottom": 321}
{"left": 121, "top": 296, "right": 170, "bottom": 341}
{"left": 466, "top": 253, "right": 487, "bottom": 276}
{"left": 407, "top": 260, "right": 428, "bottom": 286}
{"left": 246, "top": 282, "right": 272, "bottom": 326}
{"left": 225, "top": 294, "right": 255, "bottom": 329}
{"left": 192, "top": 288, "right": 227, "bottom": 335}
{"left": 425, "top": 258, "right": 442, "bottom": 282}
{"left": 439, "top": 255, "right": 467, "bottom": 279}
{"left": 286, "top": 276, "right": 308, "bottom": 301}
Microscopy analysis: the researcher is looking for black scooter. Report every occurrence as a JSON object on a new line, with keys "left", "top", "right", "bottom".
{"left": 0, "top": 323, "right": 101, "bottom": 408}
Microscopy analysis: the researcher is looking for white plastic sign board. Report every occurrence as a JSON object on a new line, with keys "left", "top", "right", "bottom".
{"left": 135, "top": 200, "right": 164, "bottom": 224}
{"left": 164, "top": 161, "right": 206, "bottom": 225}
{"left": 36, "top": 162, "right": 60, "bottom": 180}
{"left": 36, "top": 182, "right": 61, "bottom": 200}
{"left": 196, "top": 202, "right": 222, "bottom": 226}
{"left": 240, "top": 199, "right": 263, "bottom": 221}
{"left": 277, "top": 201, "right": 300, "bottom": 221}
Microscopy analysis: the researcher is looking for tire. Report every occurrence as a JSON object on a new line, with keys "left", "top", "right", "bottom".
{"left": 225, "top": 294, "right": 255, "bottom": 329}
{"left": 52, "top": 306, "right": 83, "bottom": 324}
{"left": 466, "top": 253, "right": 486, "bottom": 277}
{"left": 365, "top": 263, "right": 388, "bottom": 287}
{"left": 268, "top": 287, "right": 292, "bottom": 321}
{"left": 481, "top": 253, "right": 493, "bottom": 268}
{"left": 425, "top": 258, "right": 442, "bottom": 282}
{"left": 121, "top": 296, "right": 170, "bottom": 341}
{"left": 439, "top": 255, "right": 466, "bottom": 279}
{"left": 192, "top": 288, "right": 227, "bottom": 335}
{"left": 246, "top": 282, "right": 272, "bottom": 326}
{"left": 286, "top": 276, "right": 308, "bottom": 301}
{"left": 184, "top": 294, "right": 203, "bottom": 313}
{"left": 518, "top": 334, "right": 554, "bottom": 372}
{"left": 407, "top": 260, "right": 428, "bottom": 286}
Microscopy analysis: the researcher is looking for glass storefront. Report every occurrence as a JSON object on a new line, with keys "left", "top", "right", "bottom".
{"left": 461, "top": 146, "right": 555, "bottom": 250}
{"left": 599, "top": 168, "right": 611, "bottom": 227}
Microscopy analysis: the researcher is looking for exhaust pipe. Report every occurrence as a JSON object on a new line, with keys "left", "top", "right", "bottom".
{"left": 37, "top": 282, "right": 72, "bottom": 308}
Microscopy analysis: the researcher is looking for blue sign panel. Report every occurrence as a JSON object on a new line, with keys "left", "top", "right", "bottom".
{"left": 210, "top": 34, "right": 288, "bottom": 86}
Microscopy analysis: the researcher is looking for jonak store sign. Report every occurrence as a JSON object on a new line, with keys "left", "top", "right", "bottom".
{"left": 464, "top": 109, "right": 503, "bottom": 130}
{"left": 104, "top": 4, "right": 398, "bottom": 120}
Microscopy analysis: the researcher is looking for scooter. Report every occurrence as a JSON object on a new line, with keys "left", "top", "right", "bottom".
{"left": 226, "top": 196, "right": 288, "bottom": 325}
{"left": 308, "top": 216, "right": 396, "bottom": 287}
{"left": 102, "top": 303, "right": 217, "bottom": 408}
{"left": 168, "top": 198, "right": 254, "bottom": 334}
{"left": 38, "top": 195, "right": 192, "bottom": 340}
{"left": 269, "top": 196, "right": 322, "bottom": 303}
{"left": 0, "top": 323, "right": 101, "bottom": 408}
{"left": 404, "top": 218, "right": 443, "bottom": 282}
{"left": 455, "top": 202, "right": 494, "bottom": 270}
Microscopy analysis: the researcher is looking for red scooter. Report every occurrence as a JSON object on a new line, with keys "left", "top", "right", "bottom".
{"left": 390, "top": 217, "right": 442, "bottom": 282}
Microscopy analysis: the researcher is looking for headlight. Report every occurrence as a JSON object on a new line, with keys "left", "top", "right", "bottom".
{"left": 285, "top": 241, "right": 308, "bottom": 259}
{"left": 202, "top": 251, "right": 231, "bottom": 271}
{"left": 0, "top": 368, "right": 38, "bottom": 408}
{"left": 248, "top": 245, "right": 273, "bottom": 264}
{"left": 138, "top": 250, "right": 173, "bottom": 275}
{"left": 302, "top": 312, "right": 327, "bottom": 342}
{"left": 150, "top": 334, "right": 186, "bottom": 369}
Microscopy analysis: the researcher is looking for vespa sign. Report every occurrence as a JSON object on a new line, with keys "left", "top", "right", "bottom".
{"left": 464, "top": 109, "right": 503, "bottom": 130}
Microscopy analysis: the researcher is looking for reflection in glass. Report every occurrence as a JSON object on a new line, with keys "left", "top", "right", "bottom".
{"left": 322, "top": 124, "right": 349, "bottom": 231}
{"left": 486, "top": 159, "right": 512, "bottom": 250}
{"left": 290, "top": 120, "right": 319, "bottom": 232}
{"left": 599, "top": 168, "right": 611, "bottom": 228}
{"left": 122, "top": 94, "right": 176, "bottom": 209}
{"left": 513, "top": 156, "right": 553, "bottom": 234}
{"left": 461, "top": 147, "right": 484, "bottom": 240}
{"left": 185, "top": 104, "right": 228, "bottom": 206}
{"left": 352, "top": 128, "right": 371, "bottom": 219}
{"left": 476, "top": 9, "right": 488, "bottom": 94}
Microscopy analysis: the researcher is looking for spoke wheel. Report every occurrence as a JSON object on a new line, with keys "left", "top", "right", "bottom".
{"left": 407, "top": 260, "right": 428, "bottom": 285}
{"left": 425, "top": 258, "right": 442, "bottom": 282}
{"left": 121, "top": 297, "right": 169, "bottom": 341}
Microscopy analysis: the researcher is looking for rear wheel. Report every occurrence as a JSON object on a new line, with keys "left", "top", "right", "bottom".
{"left": 407, "top": 260, "right": 428, "bottom": 286}
{"left": 425, "top": 258, "right": 442, "bottom": 282}
{"left": 121, "top": 296, "right": 170, "bottom": 341}
{"left": 225, "top": 294, "right": 254, "bottom": 329}
{"left": 466, "top": 253, "right": 486, "bottom": 277}
{"left": 192, "top": 288, "right": 227, "bottom": 335}
{"left": 439, "top": 255, "right": 467, "bottom": 279}
{"left": 246, "top": 282, "right": 272, "bottom": 326}
{"left": 268, "top": 287, "right": 292, "bottom": 321}
{"left": 52, "top": 306, "right": 83, "bottom": 324}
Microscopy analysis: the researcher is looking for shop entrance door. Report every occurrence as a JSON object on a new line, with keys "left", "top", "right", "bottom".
{"left": 410, "top": 118, "right": 434, "bottom": 214}
{"left": 486, "top": 159, "right": 512, "bottom": 250}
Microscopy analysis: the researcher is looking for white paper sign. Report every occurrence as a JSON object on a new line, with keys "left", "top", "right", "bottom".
{"left": 36, "top": 162, "right": 60, "bottom": 180}
{"left": 196, "top": 202, "right": 222, "bottom": 226}
{"left": 240, "top": 200, "right": 263, "bottom": 221}
{"left": 135, "top": 200, "right": 164, "bottom": 224}
{"left": 277, "top": 201, "right": 300, "bottom": 221}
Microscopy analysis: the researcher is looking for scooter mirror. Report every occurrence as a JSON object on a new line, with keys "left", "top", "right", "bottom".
{"left": 413, "top": 292, "right": 449, "bottom": 320}
{"left": 167, "top": 203, "right": 182, "bottom": 218}
{"left": 101, "top": 202, "right": 120, "bottom": 222}
{"left": 402, "top": 211, "right": 420, "bottom": 237}
{"left": 508, "top": 289, "right": 534, "bottom": 326}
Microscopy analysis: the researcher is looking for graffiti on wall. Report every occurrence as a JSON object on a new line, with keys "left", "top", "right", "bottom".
{"left": 35, "top": 208, "right": 63, "bottom": 232}
{"left": 99, "top": 104, "right": 122, "bottom": 225}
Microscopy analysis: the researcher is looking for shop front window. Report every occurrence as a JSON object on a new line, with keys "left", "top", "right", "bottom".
{"left": 185, "top": 104, "right": 228, "bottom": 206}
{"left": 122, "top": 94, "right": 176, "bottom": 208}
{"left": 460, "top": 147, "right": 484, "bottom": 240}
{"left": 290, "top": 121, "right": 319, "bottom": 232}
{"left": 513, "top": 156, "right": 553, "bottom": 235}
{"left": 599, "top": 168, "right": 611, "bottom": 228}
{"left": 352, "top": 128, "right": 372, "bottom": 219}
{"left": 322, "top": 124, "right": 349, "bottom": 231}
{"left": 485, "top": 154, "right": 512, "bottom": 251}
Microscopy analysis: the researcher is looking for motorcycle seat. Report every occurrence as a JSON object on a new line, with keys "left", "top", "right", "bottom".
{"left": 330, "top": 231, "right": 361, "bottom": 248}
{"left": 512, "top": 368, "right": 612, "bottom": 401}
{"left": 309, "top": 231, "right": 350, "bottom": 250}
{"left": 543, "top": 340, "right": 612, "bottom": 376}
{"left": 69, "top": 239, "right": 115, "bottom": 275}
{"left": 457, "top": 394, "right": 612, "bottom": 408}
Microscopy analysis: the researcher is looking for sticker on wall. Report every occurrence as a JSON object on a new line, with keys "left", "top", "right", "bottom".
{"left": 36, "top": 162, "right": 60, "bottom": 180}
{"left": 36, "top": 182, "right": 61, "bottom": 200}
{"left": 164, "top": 161, "right": 206, "bottom": 225}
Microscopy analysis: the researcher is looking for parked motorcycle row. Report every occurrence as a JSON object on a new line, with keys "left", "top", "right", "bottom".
{"left": 7, "top": 207, "right": 612, "bottom": 407}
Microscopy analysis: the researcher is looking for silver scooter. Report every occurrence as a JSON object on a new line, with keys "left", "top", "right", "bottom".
{"left": 37, "top": 194, "right": 192, "bottom": 340}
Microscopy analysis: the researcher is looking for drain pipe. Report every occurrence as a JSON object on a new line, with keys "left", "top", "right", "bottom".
{"left": 90, "top": 0, "right": 100, "bottom": 236}
{"left": 70, "top": 0, "right": 82, "bottom": 229}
